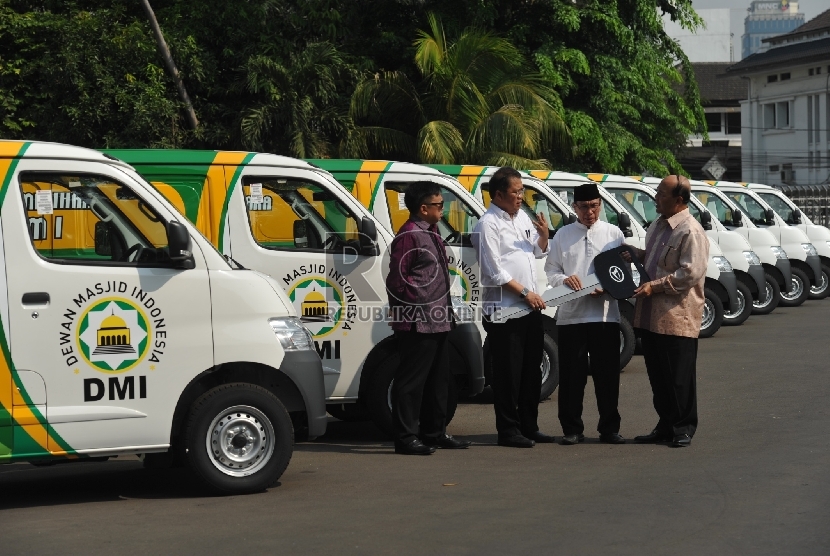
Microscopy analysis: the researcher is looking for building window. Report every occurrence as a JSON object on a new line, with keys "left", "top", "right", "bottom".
{"left": 769, "top": 165, "right": 779, "bottom": 172}
{"left": 705, "top": 113, "right": 722, "bottom": 133}
{"left": 776, "top": 101, "right": 790, "bottom": 128}
{"left": 808, "top": 96, "right": 813, "bottom": 144}
{"left": 727, "top": 113, "right": 741, "bottom": 135}
{"left": 768, "top": 74, "right": 778, "bottom": 83}
{"left": 818, "top": 67, "right": 823, "bottom": 75}
{"left": 780, "top": 73, "right": 790, "bottom": 81}
{"left": 809, "top": 68, "right": 815, "bottom": 76}
{"left": 764, "top": 103, "right": 776, "bottom": 129}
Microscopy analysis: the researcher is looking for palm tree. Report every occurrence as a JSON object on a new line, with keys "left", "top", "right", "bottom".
{"left": 241, "top": 43, "right": 354, "bottom": 158}
{"left": 344, "top": 14, "right": 570, "bottom": 169}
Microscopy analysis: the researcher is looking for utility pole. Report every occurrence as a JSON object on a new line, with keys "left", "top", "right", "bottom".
{"left": 139, "top": 0, "right": 199, "bottom": 130}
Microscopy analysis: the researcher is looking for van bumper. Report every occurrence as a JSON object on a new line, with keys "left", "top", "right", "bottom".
{"left": 448, "top": 323, "right": 485, "bottom": 396}
{"left": 280, "top": 351, "right": 328, "bottom": 438}
{"left": 748, "top": 264, "right": 766, "bottom": 300}
{"left": 719, "top": 270, "right": 739, "bottom": 313}
{"left": 806, "top": 255, "right": 822, "bottom": 285}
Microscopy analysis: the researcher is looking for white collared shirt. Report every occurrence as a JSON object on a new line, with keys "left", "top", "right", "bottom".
{"left": 472, "top": 203, "right": 549, "bottom": 315}
{"left": 545, "top": 220, "right": 624, "bottom": 325}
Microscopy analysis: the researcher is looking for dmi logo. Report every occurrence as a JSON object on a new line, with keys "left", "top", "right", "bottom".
{"left": 78, "top": 299, "right": 150, "bottom": 373}
{"left": 609, "top": 266, "right": 625, "bottom": 283}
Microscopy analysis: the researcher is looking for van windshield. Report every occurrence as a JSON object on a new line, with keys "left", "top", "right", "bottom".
{"left": 692, "top": 190, "right": 736, "bottom": 227}
{"left": 605, "top": 189, "right": 652, "bottom": 227}
{"left": 548, "top": 186, "right": 618, "bottom": 225}
{"left": 725, "top": 191, "right": 769, "bottom": 226}
{"left": 757, "top": 192, "right": 798, "bottom": 224}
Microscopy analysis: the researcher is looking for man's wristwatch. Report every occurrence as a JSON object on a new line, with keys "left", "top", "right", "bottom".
{"left": 519, "top": 287, "right": 530, "bottom": 298}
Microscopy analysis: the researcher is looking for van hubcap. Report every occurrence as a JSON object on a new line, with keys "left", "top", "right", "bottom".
{"left": 810, "top": 272, "right": 828, "bottom": 295}
{"left": 206, "top": 405, "right": 274, "bottom": 477}
{"left": 724, "top": 289, "right": 746, "bottom": 319}
{"left": 753, "top": 282, "right": 774, "bottom": 309}
{"left": 701, "top": 299, "right": 715, "bottom": 330}
{"left": 781, "top": 275, "right": 804, "bottom": 301}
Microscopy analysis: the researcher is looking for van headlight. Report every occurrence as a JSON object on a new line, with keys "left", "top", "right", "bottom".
{"left": 713, "top": 256, "right": 732, "bottom": 272}
{"left": 269, "top": 317, "right": 314, "bottom": 351}
{"left": 451, "top": 296, "right": 475, "bottom": 323}
{"left": 770, "top": 246, "right": 788, "bottom": 260}
{"left": 742, "top": 250, "right": 761, "bottom": 266}
{"left": 801, "top": 243, "right": 818, "bottom": 257}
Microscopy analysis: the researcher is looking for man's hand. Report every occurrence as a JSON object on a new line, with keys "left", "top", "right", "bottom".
{"left": 563, "top": 274, "right": 584, "bottom": 291}
{"left": 589, "top": 288, "right": 605, "bottom": 298}
{"left": 620, "top": 250, "right": 632, "bottom": 263}
{"left": 533, "top": 212, "right": 549, "bottom": 243}
{"left": 633, "top": 282, "right": 653, "bottom": 298}
{"left": 524, "top": 291, "right": 546, "bottom": 311}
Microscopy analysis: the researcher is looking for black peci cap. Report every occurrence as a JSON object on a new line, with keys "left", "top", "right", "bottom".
{"left": 574, "top": 182, "right": 600, "bottom": 202}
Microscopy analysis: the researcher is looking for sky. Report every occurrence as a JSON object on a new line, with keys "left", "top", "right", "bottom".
{"left": 691, "top": 0, "right": 827, "bottom": 60}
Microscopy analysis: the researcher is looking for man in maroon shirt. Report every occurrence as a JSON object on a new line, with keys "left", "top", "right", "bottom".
{"left": 386, "top": 181, "right": 472, "bottom": 455}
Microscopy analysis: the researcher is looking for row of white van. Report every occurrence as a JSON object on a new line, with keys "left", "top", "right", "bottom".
{"left": 2, "top": 141, "right": 826, "bottom": 494}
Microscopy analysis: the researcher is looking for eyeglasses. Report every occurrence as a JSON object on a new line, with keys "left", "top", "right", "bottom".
{"left": 575, "top": 202, "right": 601, "bottom": 211}
{"left": 423, "top": 201, "right": 445, "bottom": 209}
{"left": 507, "top": 188, "right": 525, "bottom": 197}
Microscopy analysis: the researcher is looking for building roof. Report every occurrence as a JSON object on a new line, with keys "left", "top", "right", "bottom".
{"left": 767, "top": 7, "right": 830, "bottom": 44}
{"left": 725, "top": 36, "right": 830, "bottom": 75}
{"left": 690, "top": 63, "right": 746, "bottom": 104}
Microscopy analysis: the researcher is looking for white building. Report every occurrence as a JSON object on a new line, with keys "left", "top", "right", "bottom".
{"left": 664, "top": 9, "right": 732, "bottom": 62}
{"left": 726, "top": 8, "right": 830, "bottom": 185}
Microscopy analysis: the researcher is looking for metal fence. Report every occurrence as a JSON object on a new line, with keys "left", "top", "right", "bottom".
{"left": 778, "top": 185, "right": 830, "bottom": 227}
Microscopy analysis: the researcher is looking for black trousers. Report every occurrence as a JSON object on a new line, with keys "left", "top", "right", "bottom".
{"left": 483, "top": 311, "right": 544, "bottom": 438}
{"left": 640, "top": 329, "right": 698, "bottom": 437}
{"left": 391, "top": 331, "right": 449, "bottom": 445}
{"left": 557, "top": 322, "right": 621, "bottom": 436}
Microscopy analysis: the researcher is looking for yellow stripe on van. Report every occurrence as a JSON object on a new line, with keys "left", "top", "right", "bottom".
{"left": 586, "top": 173, "right": 606, "bottom": 183}
{"left": 149, "top": 182, "right": 187, "bottom": 217}
{"left": 355, "top": 160, "right": 393, "bottom": 210}
{"left": 528, "top": 170, "right": 552, "bottom": 181}
{"left": 455, "top": 166, "right": 486, "bottom": 194}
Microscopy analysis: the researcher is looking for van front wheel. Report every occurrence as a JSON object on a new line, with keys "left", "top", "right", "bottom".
{"left": 779, "top": 267, "right": 809, "bottom": 307}
{"left": 699, "top": 287, "right": 723, "bottom": 338}
{"left": 184, "top": 383, "right": 293, "bottom": 495}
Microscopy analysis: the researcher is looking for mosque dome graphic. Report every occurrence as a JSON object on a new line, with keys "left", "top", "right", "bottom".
{"left": 300, "top": 287, "right": 331, "bottom": 322}
{"left": 288, "top": 278, "right": 342, "bottom": 337}
{"left": 78, "top": 299, "right": 149, "bottom": 373}
{"left": 93, "top": 312, "right": 136, "bottom": 355}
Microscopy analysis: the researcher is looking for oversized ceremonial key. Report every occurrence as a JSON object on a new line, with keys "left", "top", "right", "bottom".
{"left": 491, "top": 245, "right": 649, "bottom": 323}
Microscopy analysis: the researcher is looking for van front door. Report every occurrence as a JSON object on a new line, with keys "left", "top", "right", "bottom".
{"left": 2, "top": 161, "right": 212, "bottom": 456}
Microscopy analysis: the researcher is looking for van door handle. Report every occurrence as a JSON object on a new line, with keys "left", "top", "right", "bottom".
{"left": 22, "top": 292, "right": 50, "bottom": 307}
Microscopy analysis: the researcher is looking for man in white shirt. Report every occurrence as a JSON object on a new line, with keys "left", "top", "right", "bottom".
{"left": 471, "top": 167, "right": 552, "bottom": 448}
{"left": 545, "top": 182, "right": 626, "bottom": 445}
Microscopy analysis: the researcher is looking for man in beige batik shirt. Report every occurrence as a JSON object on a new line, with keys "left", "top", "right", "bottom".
{"left": 626, "top": 175, "right": 708, "bottom": 448}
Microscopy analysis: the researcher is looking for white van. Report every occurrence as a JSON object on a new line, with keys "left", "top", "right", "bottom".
{"left": 703, "top": 181, "right": 820, "bottom": 308}
{"left": 424, "top": 165, "right": 637, "bottom": 369}
{"left": 620, "top": 177, "right": 767, "bottom": 326}
{"left": 742, "top": 182, "right": 830, "bottom": 300}
{"left": 104, "top": 151, "right": 485, "bottom": 436}
{"left": 1, "top": 141, "right": 327, "bottom": 494}
{"left": 310, "top": 161, "right": 566, "bottom": 400}
{"left": 530, "top": 172, "right": 737, "bottom": 339}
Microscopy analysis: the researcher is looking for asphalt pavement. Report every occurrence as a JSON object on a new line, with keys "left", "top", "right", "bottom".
{"left": 2, "top": 301, "right": 829, "bottom": 555}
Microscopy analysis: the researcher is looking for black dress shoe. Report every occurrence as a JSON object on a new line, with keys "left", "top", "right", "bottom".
{"left": 560, "top": 433, "right": 585, "bottom": 445}
{"left": 524, "top": 431, "right": 555, "bottom": 443}
{"left": 394, "top": 438, "right": 436, "bottom": 455}
{"left": 497, "top": 434, "right": 535, "bottom": 448}
{"left": 599, "top": 433, "right": 626, "bottom": 444}
{"left": 422, "top": 434, "right": 472, "bottom": 449}
{"left": 634, "top": 429, "right": 673, "bottom": 443}
{"left": 672, "top": 434, "right": 692, "bottom": 447}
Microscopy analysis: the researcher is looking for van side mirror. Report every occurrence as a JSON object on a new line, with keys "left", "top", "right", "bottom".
{"left": 94, "top": 221, "right": 112, "bottom": 257}
{"left": 700, "top": 211, "right": 712, "bottom": 230}
{"left": 359, "top": 216, "right": 379, "bottom": 256}
{"left": 167, "top": 220, "right": 195, "bottom": 269}
{"left": 567, "top": 213, "right": 577, "bottom": 224}
{"left": 732, "top": 210, "right": 742, "bottom": 226}
{"left": 293, "top": 219, "right": 309, "bottom": 248}
{"left": 764, "top": 208, "right": 775, "bottom": 225}
{"left": 618, "top": 212, "right": 633, "bottom": 238}
{"left": 792, "top": 208, "right": 802, "bottom": 224}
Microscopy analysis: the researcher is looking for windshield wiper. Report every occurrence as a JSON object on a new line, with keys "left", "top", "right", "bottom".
{"left": 224, "top": 254, "right": 246, "bottom": 270}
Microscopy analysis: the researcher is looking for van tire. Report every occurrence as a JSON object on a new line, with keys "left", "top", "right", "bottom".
{"left": 539, "top": 333, "right": 560, "bottom": 401}
{"left": 751, "top": 273, "right": 781, "bottom": 315}
{"left": 366, "top": 352, "right": 458, "bottom": 438}
{"left": 184, "top": 383, "right": 293, "bottom": 495}
{"left": 808, "top": 264, "right": 830, "bottom": 300}
{"left": 619, "top": 315, "right": 635, "bottom": 371}
{"left": 699, "top": 287, "right": 723, "bottom": 338}
{"left": 779, "top": 267, "right": 809, "bottom": 307}
{"left": 723, "top": 281, "right": 752, "bottom": 326}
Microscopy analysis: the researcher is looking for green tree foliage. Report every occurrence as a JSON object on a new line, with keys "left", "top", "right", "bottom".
{"left": 346, "top": 14, "right": 570, "bottom": 169}
{"left": 0, "top": 0, "right": 706, "bottom": 175}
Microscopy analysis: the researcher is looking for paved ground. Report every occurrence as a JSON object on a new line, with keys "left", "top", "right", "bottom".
{"left": 2, "top": 301, "right": 829, "bottom": 555}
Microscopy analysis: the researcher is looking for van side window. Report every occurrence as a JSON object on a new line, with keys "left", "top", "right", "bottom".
{"left": 242, "top": 177, "right": 361, "bottom": 252}
{"left": 692, "top": 191, "right": 734, "bottom": 227}
{"left": 523, "top": 186, "right": 567, "bottom": 232}
{"left": 383, "top": 182, "right": 479, "bottom": 246}
{"left": 19, "top": 172, "right": 172, "bottom": 265}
